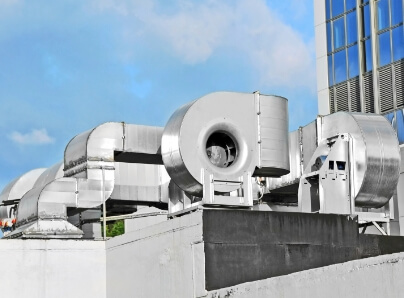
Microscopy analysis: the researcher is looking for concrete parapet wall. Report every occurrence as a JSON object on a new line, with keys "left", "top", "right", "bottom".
{"left": 207, "top": 252, "right": 404, "bottom": 298}
{"left": 0, "top": 239, "right": 106, "bottom": 298}
{"left": 106, "top": 211, "right": 206, "bottom": 298}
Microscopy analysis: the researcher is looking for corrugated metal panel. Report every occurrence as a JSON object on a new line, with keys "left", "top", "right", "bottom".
{"left": 349, "top": 77, "right": 361, "bottom": 112}
{"left": 379, "top": 65, "right": 394, "bottom": 113}
{"left": 395, "top": 60, "right": 404, "bottom": 108}
{"left": 335, "top": 81, "right": 349, "bottom": 112}
{"left": 363, "top": 71, "right": 375, "bottom": 113}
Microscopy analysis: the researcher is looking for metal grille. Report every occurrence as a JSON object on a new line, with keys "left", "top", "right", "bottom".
{"left": 329, "top": 88, "right": 335, "bottom": 113}
{"left": 363, "top": 72, "right": 374, "bottom": 113}
{"left": 349, "top": 77, "right": 361, "bottom": 112}
{"left": 335, "top": 81, "right": 349, "bottom": 111}
{"left": 395, "top": 60, "right": 404, "bottom": 108}
{"left": 379, "top": 65, "right": 394, "bottom": 113}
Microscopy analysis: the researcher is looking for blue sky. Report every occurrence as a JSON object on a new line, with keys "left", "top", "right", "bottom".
{"left": 0, "top": 0, "right": 318, "bottom": 191}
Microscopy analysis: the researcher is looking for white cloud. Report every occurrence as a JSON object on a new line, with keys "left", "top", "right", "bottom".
{"left": 9, "top": 129, "right": 55, "bottom": 145}
{"left": 90, "top": 0, "right": 316, "bottom": 91}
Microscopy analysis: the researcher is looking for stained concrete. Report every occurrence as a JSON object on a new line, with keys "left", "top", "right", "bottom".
{"left": 207, "top": 252, "right": 404, "bottom": 298}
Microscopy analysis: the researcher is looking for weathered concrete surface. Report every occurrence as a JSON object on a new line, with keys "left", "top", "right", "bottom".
{"left": 106, "top": 210, "right": 206, "bottom": 298}
{"left": 0, "top": 239, "right": 106, "bottom": 298}
{"left": 203, "top": 210, "right": 360, "bottom": 290}
{"left": 206, "top": 252, "right": 404, "bottom": 298}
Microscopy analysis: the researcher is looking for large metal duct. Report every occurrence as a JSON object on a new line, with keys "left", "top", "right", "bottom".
{"left": 8, "top": 122, "right": 169, "bottom": 238}
{"left": 64, "top": 122, "right": 169, "bottom": 206}
{"left": 0, "top": 168, "right": 46, "bottom": 222}
{"left": 317, "top": 112, "right": 400, "bottom": 208}
{"left": 162, "top": 91, "right": 289, "bottom": 197}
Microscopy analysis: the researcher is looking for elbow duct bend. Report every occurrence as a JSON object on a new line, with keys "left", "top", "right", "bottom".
{"left": 9, "top": 122, "right": 167, "bottom": 238}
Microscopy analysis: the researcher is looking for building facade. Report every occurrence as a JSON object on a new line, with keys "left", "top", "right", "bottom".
{"left": 315, "top": 0, "right": 404, "bottom": 123}
{"left": 315, "top": 0, "right": 404, "bottom": 235}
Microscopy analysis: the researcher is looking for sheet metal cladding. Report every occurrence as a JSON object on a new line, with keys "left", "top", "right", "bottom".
{"left": 161, "top": 92, "right": 290, "bottom": 197}
{"left": 320, "top": 112, "right": 401, "bottom": 208}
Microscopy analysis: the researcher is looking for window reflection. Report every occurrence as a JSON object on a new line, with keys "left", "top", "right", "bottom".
{"left": 364, "top": 39, "right": 373, "bottom": 71}
{"left": 392, "top": 25, "right": 404, "bottom": 61}
{"left": 348, "top": 44, "right": 359, "bottom": 78}
{"left": 326, "top": 0, "right": 331, "bottom": 20}
{"left": 363, "top": 5, "right": 371, "bottom": 38}
{"left": 334, "top": 17, "right": 345, "bottom": 49}
{"left": 327, "top": 22, "right": 332, "bottom": 53}
{"left": 347, "top": 11, "right": 357, "bottom": 44}
{"left": 377, "top": 0, "right": 390, "bottom": 30}
{"left": 332, "top": 0, "right": 344, "bottom": 18}
{"left": 391, "top": 0, "right": 403, "bottom": 26}
{"left": 346, "top": 0, "right": 356, "bottom": 11}
{"left": 334, "top": 49, "right": 347, "bottom": 83}
{"left": 379, "top": 31, "right": 391, "bottom": 67}
{"left": 396, "top": 110, "right": 404, "bottom": 144}
{"left": 328, "top": 55, "right": 334, "bottom": 86}
{"left": 385, "top": 111, "right": 395, "bottom": 126}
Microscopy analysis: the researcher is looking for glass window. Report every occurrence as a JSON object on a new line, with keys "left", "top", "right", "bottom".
{"left": 328, "top": 55, "right": 334, "bottom": 86}
{"left": 348, "top": 44, "right": 359, "bottom": 78}
{"left": 377, "top": 0, "right": 390, "bottom": 30}
{"left": 326, "top": 0, "right": 331, "bottom": 20}
{"left": 393, "top": 25, "right": 404, "bottom": 61}
{"left": 334, "top": 49, "right": 347, "bottom": 83}
{"left": 384, "top": 111, "right": 395, "bottom": 127}
{"left": 327, "top": 22, "right": 333, "bottom": 52}
{"left": 346, "top": 0, "right": 356, "bottom": 11}
{"left": 392, "top": 0, "right": 403, "bottom": 26}
{"left": 332, "top": 0, "right": 344, "bottom": 17}
{"left": 347, "top": 10, "right": 357, "bottom": 44}
{"left": 363, "top": 4, "right": 371, "bottom": 37}
{"left": 364, "top": 38, "right": 373, "bottom": 71}
{"left": 396, "top": 110, "right": 404, "bottom": 144}
{"left": 379, "top": 31, "right": 392, "bottom": 66}
{"left": 333, "top": 17, "right": 346, "bottom": 49}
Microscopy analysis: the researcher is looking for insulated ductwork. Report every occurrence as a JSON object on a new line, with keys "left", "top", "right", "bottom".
{"left": 162, "top": 91, "right": 289, "bottom": 197}
{"left": 8, "top": 122, "right": 169, "bottom": 239}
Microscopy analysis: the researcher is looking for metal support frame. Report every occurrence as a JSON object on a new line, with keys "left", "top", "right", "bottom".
{"left": 201, "top": 169, "right": 253, "bottom": 207}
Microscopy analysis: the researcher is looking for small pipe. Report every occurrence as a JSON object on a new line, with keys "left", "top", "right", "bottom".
{"left": 102, "top": 167, "right": 107, "bottom": 240}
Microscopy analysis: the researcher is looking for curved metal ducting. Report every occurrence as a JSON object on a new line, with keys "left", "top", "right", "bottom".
{"left": 33, "top": 162, "right": 64, "bottom": 189}
{"left": 0, "top": 168, "right": 46, "bottom": 221}
{"left": 162, "top": 91, "right": 289, "bottom": 197}
{"left": 9, "top": 122, "right": 168, "bottom": 238}
{"left": 64, "top": 122, "right": 169, "bottom": 205}
{"left": 303, "top": 112, "right": 400, "bottom": 208}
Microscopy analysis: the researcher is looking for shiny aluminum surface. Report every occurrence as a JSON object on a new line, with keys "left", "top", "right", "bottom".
{"left": 33, "top": 162, "right": 64, "bottom": 189}
{"left": 266, "top": 130, "right": 302, "bottom": 190}
{"left": 162, "top": 91, "right": 289, "bottom": 196}
{"left": 0, "top": 168, "right": 46, "bottom": 219}
{"left": 10, "top": 122, "right": 168, "bottom": 238}
{"left": 320, "top": 112, "right": 400, "bottom": 208}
